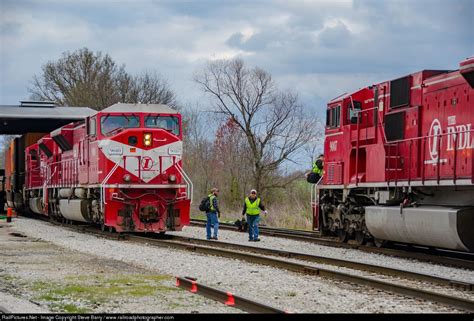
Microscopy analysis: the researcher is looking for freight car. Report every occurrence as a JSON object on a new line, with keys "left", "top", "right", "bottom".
{"left": 4, "top": 103, "right": 192, "bottom": 233}
{"left": 313, "top": 57, "right": 474, "bottom": 252}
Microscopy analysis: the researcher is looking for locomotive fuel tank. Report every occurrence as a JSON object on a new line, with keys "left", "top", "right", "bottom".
{"left": 28, "top": 197, "right": 43, "bottom": 215}
{"left": 365, "top": 206, "right": 474, "bottom": 251}
{"left": 59, "top": 199, "right": 91, "bottom": 222}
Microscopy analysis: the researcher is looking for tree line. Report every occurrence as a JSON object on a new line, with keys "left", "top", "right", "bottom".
{"left": 25, "top": 48, "right": 323, "bottom": 225}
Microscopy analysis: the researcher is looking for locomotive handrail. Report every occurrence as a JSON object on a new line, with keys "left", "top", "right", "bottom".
{"left": 384, "top": 128, "right": 474, "bottom": 184}
{"left": 353, "top": 106, "right": 388, "bottom": 143}
{"left": 42, "top": 166, "right": 57, "bottom": 206}
{"left": 100, "top": 159, "right": 122, "bottom": 212}
{"left": 175, "top": 163, "right": 193, "bottom": 204}
{"left": 353, "top": 106, "right": 386, "bottom": 185}
{"left": 311, "top": 175, "right": 324, "bottom": 231}
{"left": 44, "top": 158, "right": 79, "bottom": 187}
{"left": 351, "top": 106, "right": 473, "bottom": 185}
{"left": 385, "top": 128, "right": 474, "bottom": 144}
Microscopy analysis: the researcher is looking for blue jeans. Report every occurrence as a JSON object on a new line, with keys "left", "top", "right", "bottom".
{"left": 246, "top": 214, "right": 260, "bottom": 240}
{"left": 206, "top": 212, "right": 219, "bottom": 239}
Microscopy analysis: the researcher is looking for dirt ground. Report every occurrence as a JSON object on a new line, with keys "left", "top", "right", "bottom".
{"left": 0, "top": 220, "right": 238, "bottom": 313}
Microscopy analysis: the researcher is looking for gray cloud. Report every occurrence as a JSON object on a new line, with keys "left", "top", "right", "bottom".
{"left": 0, "top": 0, "right": 472, "bottom": 118}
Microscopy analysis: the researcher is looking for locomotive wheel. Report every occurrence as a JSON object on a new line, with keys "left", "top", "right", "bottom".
{"left": 108, "top": 226, "right": 115, "bottom": 233}
{"left": 338, "top": 229, "right": 349, "bottom": 243}
{"left": 374, "top": 238, "right": 387, "bottom": 248}
{"left": 355, "top": 231, "right": 366, "bottom": 246}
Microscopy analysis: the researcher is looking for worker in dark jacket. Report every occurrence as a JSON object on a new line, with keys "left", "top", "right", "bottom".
{"left": 242, "top": 189, "right": 267, "bottom": 242}
{"left": 206, "top": 188, "right": 221, "bottom": 240}
{"left": 306, "top": 154, "right": 324, "bottom": 184}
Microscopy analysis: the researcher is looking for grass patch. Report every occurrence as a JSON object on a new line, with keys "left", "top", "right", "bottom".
{"left": 52, "top": 303, "right": 90, "bottom": 313}
{"left": 32, "top": 274, "right": 175, "bottom": 313}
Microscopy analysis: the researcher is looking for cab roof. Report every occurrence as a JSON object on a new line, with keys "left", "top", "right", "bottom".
{"left": 100, "top": 103, "right": 179, "bottom": 114}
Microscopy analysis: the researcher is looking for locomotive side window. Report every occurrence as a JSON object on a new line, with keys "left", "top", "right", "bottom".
{"left": 145, "top": 115, "right": 180, "bottom": 136}
{"left": 347, "top": 101, "right": 362, "bottom": 124}
{"left": 101, "top": 115, "right": 139, "bottom": 136}
{"left": 89, "top": 117, "right": 96, "bottom": 136}
{"left": 326, "top": 106, "right": 341, "bottom": 128}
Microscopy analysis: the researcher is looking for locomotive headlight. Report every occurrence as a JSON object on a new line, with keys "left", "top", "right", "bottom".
{"left": 168, "top": 174, "right": 176, "bottom": 182}
{"left": 123, "top": 174, "right": 131, "bottom": 182}
{"left": 144, "top": 133, "right": 152, "bottom": 146}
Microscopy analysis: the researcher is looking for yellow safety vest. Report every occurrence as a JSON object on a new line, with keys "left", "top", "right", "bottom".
{"left": 312, "top": 159, "right": 323, "bottom": 175}
{"left": 245, "top": 197, "right": 261, "bottom": 215}
{"left": 208, "top": 194, "right": 216, "bottom": 211}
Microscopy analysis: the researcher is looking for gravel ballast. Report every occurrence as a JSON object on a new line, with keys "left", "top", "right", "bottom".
{"left": 0, "top": 221, "right": 239, "bottom": 313}
{"left": 170, "top": 225, "right": 474, "bottom": 283}
{"left": 8, "top": 217, "right": 468, "bottom": 313}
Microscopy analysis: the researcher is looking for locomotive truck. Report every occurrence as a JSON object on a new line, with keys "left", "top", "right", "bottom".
{"left": 314, "top": 57, "right": 474, "bottom": 252}
{"left": 4, "top": 103, "right": 192, "bottom": 233}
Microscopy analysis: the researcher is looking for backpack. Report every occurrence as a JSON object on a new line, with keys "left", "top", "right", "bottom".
{"left": 199, "top": 196, "right": 211, "bottom": 212}
{"left": 306, "top": 172, "right": 320, "bottom": 184}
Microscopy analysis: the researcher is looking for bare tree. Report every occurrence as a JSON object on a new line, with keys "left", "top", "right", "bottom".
{"left": 119, "top": 71, "right": 178, "bottom": 108}
{"left": 181, "top": 105, "right": 215, "bottom": 202}
{"left": 194, "top": 58, "right": 318, "bottom": 194}
{"left": 0, "top": 135, "right": 16, "bottom": 169}
{"left": 29, "top": 48, "right": 177, "bottom": 110}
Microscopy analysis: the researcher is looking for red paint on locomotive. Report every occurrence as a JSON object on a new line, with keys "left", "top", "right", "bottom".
{"left": 10, "top": 103, "right": 191, "bottom": 233}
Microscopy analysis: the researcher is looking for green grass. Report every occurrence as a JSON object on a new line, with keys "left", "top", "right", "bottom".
{"left": 32, "top": 274, "right": 175, "bottom": 313}
{"left": 52, "top": 303, "right": 90, "bottom": 313}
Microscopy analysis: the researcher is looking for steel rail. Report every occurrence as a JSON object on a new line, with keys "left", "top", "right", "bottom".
{"left": 125, "top": 235, "right": 474, "bottom": 312}
{"left": 28, "top": 218, "right": 474, "bottom": 312}
{"left": 176, "top": 277, "right": 285, "bottom": 313}
{"left": 70, "top": 225, "right": 474, "bottom": 312}
{"left": 165, "top": 234, "right": 474, "bottom": 291}
{"left": 190, "top": 219, "right": 474, "bottom": 270}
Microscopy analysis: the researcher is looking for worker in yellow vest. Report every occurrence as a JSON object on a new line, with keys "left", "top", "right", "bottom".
{"left": 241, "top": 189, "right": 267, "bottom": 242}
{"left": 306, "top": 154, "right": 324, "bottom": 184}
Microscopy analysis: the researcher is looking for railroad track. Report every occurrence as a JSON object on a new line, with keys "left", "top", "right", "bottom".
{"left": 176, "top": 277, "right": 285, "bottom": 313}
{"left": 190, "top": 219, "right": 474, "bottom": 270}
{"left": 62, "top": 223, "right": 474, "bottom": 312}
{"left": 165, "top": 234, "right": 474, "bottom": 290}
{"left": 15, "top": 216, "right": 474, "bottom": 312}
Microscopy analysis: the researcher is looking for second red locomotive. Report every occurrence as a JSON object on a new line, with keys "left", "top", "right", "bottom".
{"left": 314, "top": 57, "right": 474, "bottom": 252}
{"left": 5, "top": 103, "right": 192, "bottom": 233}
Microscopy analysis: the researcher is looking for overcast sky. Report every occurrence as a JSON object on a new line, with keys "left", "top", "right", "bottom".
{"left": 0, "top": 0, "right": 473, "bottom": 117}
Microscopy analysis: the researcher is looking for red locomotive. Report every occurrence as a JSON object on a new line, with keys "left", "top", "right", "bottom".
{"left": 5, "top": 103, "right": 192, "bottom": 233}
{"left": 314, "top": 57, "right": 474, "bottom": 252}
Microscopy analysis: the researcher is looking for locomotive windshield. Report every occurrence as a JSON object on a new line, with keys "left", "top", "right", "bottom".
{"left": 101, "top": 115, "right": 140, "bottom": 136}
{"left": 145, "top": 115, "right": 180, "bottom": 135}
